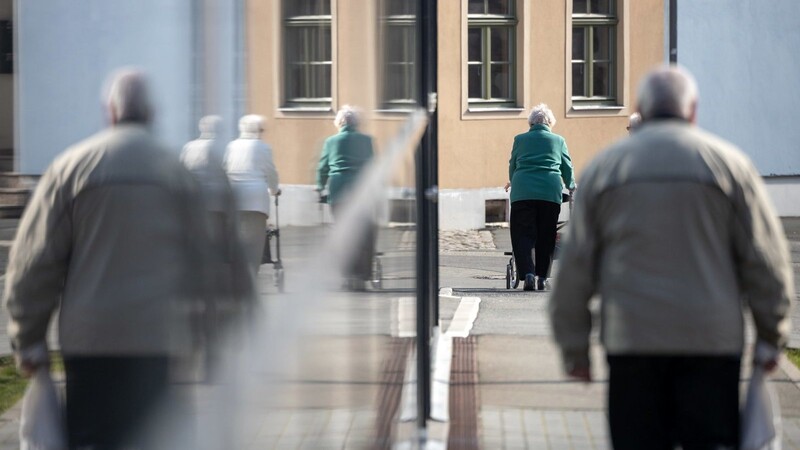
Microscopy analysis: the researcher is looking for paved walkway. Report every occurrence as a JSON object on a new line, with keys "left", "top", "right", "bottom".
{"left": 0, "top": 222, "right": 798, "bottom": 449}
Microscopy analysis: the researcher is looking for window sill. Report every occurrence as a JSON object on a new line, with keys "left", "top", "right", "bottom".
{"left": 278, "top": 107, "right": 333, "bottom": 113}
{"left": 462, "top": 107, "right": 526, "bottom": 120}
{"left": 567, "top": 104, "right": 626, "bottom": 118}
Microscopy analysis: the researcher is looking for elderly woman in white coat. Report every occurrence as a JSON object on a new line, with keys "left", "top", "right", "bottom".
{"left": 224, "top": 114, "right": 280, "bottom": 274}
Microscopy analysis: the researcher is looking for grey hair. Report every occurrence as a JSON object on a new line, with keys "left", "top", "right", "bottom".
{"left": 636, "top": 65, "right": 698, "bottom": 121}
{"left": 238, "top": 114, "right": 264, "bottom": 137}
{"left": 198, "top": 115, "right": 222, "bottom": 138}
{"left": 528, "top": 103, "right": 556, "bottom": 127}
{"left": 105, "top": 67, "right": 153, "bottom": 124}
{"left": 334, "top": 105, "right": 361, "bottom": 129}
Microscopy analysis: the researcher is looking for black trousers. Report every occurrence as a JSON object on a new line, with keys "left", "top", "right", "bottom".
{"left": 509, "top": 199, "right": 560, "bottom": 278}
{"left": 64, "top": 356, "right": 170, "bottom": 450}
{"left": 331, "top": 202, "right": 377, "bottom": 281}
{"left": 607, "top": 354, "right": 741, "bottom": 450}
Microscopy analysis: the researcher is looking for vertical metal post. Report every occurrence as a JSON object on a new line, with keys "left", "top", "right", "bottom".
{"left": 669, "top": 0, "right": 678, "bottom": 63}
{"left": 415, "top": 0, "right": 437, "bottom": 430}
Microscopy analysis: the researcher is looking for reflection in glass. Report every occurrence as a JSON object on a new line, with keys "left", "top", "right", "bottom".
{"left": 491, "top": 28, "right": 510, "bottom": 62}
{"left": 285, "top": 0, "right": 331, "bottom": 17}
{"left": 468, "top": 28, "right": 482, "bottom": 62}
{"left": 468, "top": 0, "right": 485, "bottom": 14}
{"left": 491, "top": 63, "right": 510, "bottom": 99}
{"left": 593, "top": 26, "right": 612, "bottom": 60}
{"left": 468, "top": 64, "right": 483, "bottom": 98}
{"left": 385, "top": 0, "right": 415, "bottom": 16}
{"left": 590, "top": 0, "right": 612, "bottom": 14}
{"left": 488, "top": 0, "right": 511, "bottom": 15}
{"left": 593, "top": 62, "right": 610, "bottom": 97}
{"left": 572, "top": 27, "right": 585, "bottom": 60}
{"left": 572, "top": 63, "right": 585, "bottom": 97}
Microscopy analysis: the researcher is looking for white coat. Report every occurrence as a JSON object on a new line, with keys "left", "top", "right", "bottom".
{"left": 223, "top": 135, "right": 279, "bottom": 216}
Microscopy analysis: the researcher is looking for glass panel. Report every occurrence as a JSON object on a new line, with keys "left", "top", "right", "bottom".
{"left": 590, "top": 0, "right": 612, "bottom": 15}
{"left": 308, "top": 26, "right": 331, "bottom": 62}
{"left": 468, "top": 64, "right": 483, "bottom": 98}
{"left": 386, "top": 26, "right": 405, "bottom": 63}
{"left": 313, "top": 63, "right": 331, "bottom": 98}
{"left": 488, "top": 0, "right": 511, "bottom": 15}
{"left": 490, "top": 63, "right": 510, "bottom": 99}
{"left": 593, "top": 26, "right": 612, "bottom": 60}
{"left": 285, "top": 0, "right": 331, "bottom": 17}
{"left": 572, "top": 27, "right": 585, "bottom": 61}
{"left": 468, "top": 28, "right": 482, "bottom": 62}
{"left": 286, "top": 63, "right": 306, "bottom": 99}
{"left": 468, "top": 0, "right": 485, "bottom": 14}
{"left": 490, "top": 27, "right": 510, "bottom": 62}
{"left": 572, "top": 62, "right": 585, "bottom": 97}
{"left": 593, "top": 61, "right": 611, "bottom": 97}
{"left": 385, "top": 0, "right": 415, "bottom": 16}
{"left": 285, "top": 27, "right": 303, "bottom": 65}
{"left": 573, "top": 0, "right": 588, "bottom": 14}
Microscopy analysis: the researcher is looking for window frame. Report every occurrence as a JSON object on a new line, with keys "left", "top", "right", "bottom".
{"left": 379, "top": 0, "right": 417, "bottom": 110}
{"left": 282, "top": 0, "right": 333, "bottom": 110}
{"left": 571, "top": 0, "right": 619, "bottom": 107}
{"left": 467, "top": 0, "right": 519, "bottom": 109}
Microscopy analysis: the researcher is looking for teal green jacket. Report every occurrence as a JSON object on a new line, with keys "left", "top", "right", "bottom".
{"left": 316, "top": 126, "right": 374, "bottom": 205}
{"left": 508, "top": 124, "right": 575, "bottom": 204}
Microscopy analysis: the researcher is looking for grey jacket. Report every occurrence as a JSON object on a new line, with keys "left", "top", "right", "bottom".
{"left": 549, "top": 120, "right": 793, "bottom": 371}
{"left": 4, "top": 124, "right": 212, "bottom": 356}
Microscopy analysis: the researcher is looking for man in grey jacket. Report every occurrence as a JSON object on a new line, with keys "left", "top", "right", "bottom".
{"left": 4, "top": 69, "right": 222, "bottom": 448}
{"left": 549, "top": 66, "right": 793, "bottom": 449}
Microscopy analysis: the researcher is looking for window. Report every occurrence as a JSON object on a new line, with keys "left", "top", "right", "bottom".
{"left": 283, "top": 0, "right": 332, "bottom": 109}
{"left": 571, "top": 0, "right": 618, "bottom": 105}
{"left": 467, "top": 0, "right": 517, "bottom": 108}
{"left": 380, "top": 0, "right": 417, "bottom": 109}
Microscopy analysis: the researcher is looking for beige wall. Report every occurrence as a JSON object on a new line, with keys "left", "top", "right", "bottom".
{"left": 246, "top": 0, "right": 664, "bottom": 188}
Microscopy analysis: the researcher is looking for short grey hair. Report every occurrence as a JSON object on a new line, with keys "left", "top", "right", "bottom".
{"left": 528, "top": 103, "right": 556, "bottom": 127}
{"left": 105, "top": 68, "right": 153, "bottom": 124}
{"left": 198, "top": 115, "right": 222, "bottom": 137}
{"left": 334, "top": 105, "right": 361, "bottom": 129}
{"left": 238, "top": 114, "right": 264, "bottom": 135}
{"left": 636, "top": 65, "right": 698, "bottom": 121}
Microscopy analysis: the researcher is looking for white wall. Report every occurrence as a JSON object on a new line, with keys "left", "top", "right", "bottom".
{"left": 765, "top": 178, "right": 800, "bottom": 218}
{"left": 678, "top": 0, "right": 800, "bottom": 176}
{"left": 15, "top": 1, "right": 196, "bottom": 173}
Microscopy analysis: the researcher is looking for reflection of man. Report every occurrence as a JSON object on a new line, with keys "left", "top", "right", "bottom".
{"left": 626, "top": 112, "right": 642, "bottom": 133}
{"left": 549, "top": 66, "right": 793, "bottom": 449}
{"left": 5, "top": 68, "right": 209, "bottom": 448}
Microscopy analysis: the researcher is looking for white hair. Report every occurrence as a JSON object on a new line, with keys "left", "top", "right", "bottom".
{"left": 104, "top": 67, "right": 153, "bottom": 124}
{"left": 334, "top": 105, "right": 361, "bottom": 129}
{"left": 238, "top": 114, "right": 264, "bottom": 138}
{"left": 198, "top": 115, "right": 222, "bottom": 138}
{"left": 528, "top": 103, "right": 556, "bottom": 127}
{"left": 636, "top": 65, "right": 698, "bottom": 121}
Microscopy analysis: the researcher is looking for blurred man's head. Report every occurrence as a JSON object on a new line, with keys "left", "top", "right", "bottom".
{"left": 199, "top": 115, "right": 222, "bottom": 139}
{"left": 105, "top": 68, "right": 153, "bottom": 126}
{"left": 627, "top": 112, "right": 642, "bottom": 133}
{"left": 636, "top": 65, "right": 698, "bottom": 123}
{"left": 238, "top": 114, "right": 264, "bottom": 138}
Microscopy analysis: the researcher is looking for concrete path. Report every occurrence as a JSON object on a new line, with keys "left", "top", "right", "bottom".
{"left": 0, "top": 222, "right": 798, "bottom": 449}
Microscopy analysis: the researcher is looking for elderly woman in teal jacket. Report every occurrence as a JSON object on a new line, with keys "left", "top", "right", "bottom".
{"left": 317, "top": 105, "right": 375, "bottom": 289}
{"left": 505, "top": 103, "right": 576, "bottom": 291}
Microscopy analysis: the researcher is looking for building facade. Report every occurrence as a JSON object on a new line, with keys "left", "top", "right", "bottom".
{"left": 247, "top": 0, "right": 666, "bottom": 229}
